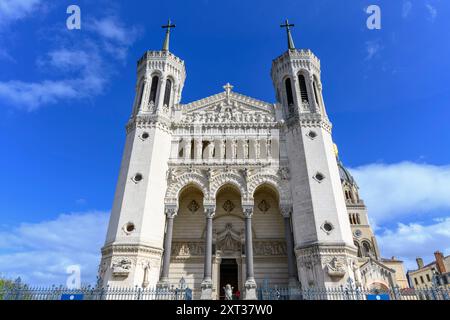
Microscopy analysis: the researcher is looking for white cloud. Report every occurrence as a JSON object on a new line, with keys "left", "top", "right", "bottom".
{"left": 426, "top": 4, "right": 437, "bottom": 21}
{"left": 402, "top": 1, "right": 412, "bottom": 18}
{"left": 0, "top": 14, "right": 141, "bottom": 110}
{"left": 0, "top": 80, "right": 78, "bottom": 111}
{"left": 365, "top": 40, "right": 382, "bottom": 60}
{"left": 0, "top": 48, "right": 107, "bottom": 111}
{"left": 89, "top": 16, "right": 140, "bottom": 46}
{"left": 0, "top": 211, "right": 109, "bottom": 286}
{"left": 0, "top": 0, "right": 42, "bottom": 26}
{"left": 87, "top": 16, "right": 142, "bottom": 61}
{"left": 376, "top": 217, "right": 450, "bottom": 271}
{"left": 350, "top": 162, "right": 450, "bottom": 224}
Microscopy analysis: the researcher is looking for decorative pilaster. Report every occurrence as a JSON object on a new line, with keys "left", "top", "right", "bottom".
{"left": 201, "top": 206, "right": 215, "bottom": 300}
{"left": 280, "top": 205, "right": 299, "bottom": 288}
{"left": 157, "top": 206, "right": 177, "bottom": 288}
{"left": 254, "top": 139, "right": 261, "bottom": 159}
{"left": 243, "top": 206, "right": 257, "bottom": 300}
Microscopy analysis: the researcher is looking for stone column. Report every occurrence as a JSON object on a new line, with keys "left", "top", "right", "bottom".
{"left": 195, "top": 138, "right": 203, "bottom": 161}
{"left": 220, "top": 139, "right": 226, "bottom": 160}
{"left": 254, "top": 139, "right": 261, "bottom": 159}
{"left": 157, "top": 77, "right": 167, "bottom": 111}
{"left": 243, "top": 206, "right": 257, "bottom": 299}
{"left": 184, "top": 137, "right": 192, "bottom": 160}
{"left": 231, "top": 139, "right": 237, "bottom": 159}
{"left": 158, "top": 206, "right": 177, "bottom": 287}
{"left": 281, "top": 205, "right": 299, "bottom": 287}
{"left": 201, "top": 206, "right": 215, "bottom": 299}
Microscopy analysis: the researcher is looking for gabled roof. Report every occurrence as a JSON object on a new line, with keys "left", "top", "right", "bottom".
{"left": 360, "top": 257, "right": 396, "bottom": 274}
{"left": 179, "top": 91, "right": 274, "bottom": 114}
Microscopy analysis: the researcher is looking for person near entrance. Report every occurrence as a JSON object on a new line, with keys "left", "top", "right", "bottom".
{"left": 223, "top": 284, "right": 234, "bottom": 300}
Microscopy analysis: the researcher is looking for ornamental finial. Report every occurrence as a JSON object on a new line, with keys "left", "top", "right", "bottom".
{"left": 223, "top": 83, "right": 233, "bottom": 103}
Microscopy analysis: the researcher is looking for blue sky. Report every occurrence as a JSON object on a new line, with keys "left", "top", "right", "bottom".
{"left": 0, "top": 0, "right": 449, "bottom": 286}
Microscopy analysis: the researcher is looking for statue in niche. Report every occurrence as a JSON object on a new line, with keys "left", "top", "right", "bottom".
{"left": 243, "top": 140, "right": 249, "bottom": 159}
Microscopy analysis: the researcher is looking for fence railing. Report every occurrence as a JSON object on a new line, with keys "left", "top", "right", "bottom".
{"left": 0, "top": 285, "right": 191, "bottom": 301}
{"left": 2, "top": 284, "right": 449, "bottom": 301}
{"left": 256, "top": 285, "right": 450, "bottom": 300}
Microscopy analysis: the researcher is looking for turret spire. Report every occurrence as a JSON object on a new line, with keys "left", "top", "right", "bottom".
{"left": 280, "top": 19, "right": 295, "bottom": 50}
{"left": 162, "top": 19, "right": 176, "bottom": 52}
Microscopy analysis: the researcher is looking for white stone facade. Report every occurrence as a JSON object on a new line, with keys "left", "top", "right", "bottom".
{"left": 98, "top": 40, "right": 377, "bottom": 298}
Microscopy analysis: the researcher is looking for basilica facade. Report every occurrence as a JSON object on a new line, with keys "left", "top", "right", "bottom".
{"left": 98, "top": 23, "right": 406, "bottom": 299}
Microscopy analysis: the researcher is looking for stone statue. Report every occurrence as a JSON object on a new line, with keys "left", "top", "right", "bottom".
{"left": 223, "top": 284, "right": 234, "bottom": 300}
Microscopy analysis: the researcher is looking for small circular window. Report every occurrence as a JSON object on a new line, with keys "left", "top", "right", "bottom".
{"left": 141, "top": 132, "right": 149, "bottom": 140}
{"left": 124, "top": 222, "right": 135, "bottom": 234}
{"left": 321, "top": 221, "right": 334, "bottom": 234}
{"left": 134, "top": 173, "right": 143, "bottom": 182}
{"left": 126, "top": 223, "right": 135, "bottom": 232}
{"left": 307, "top": 131, "right": 317, "bottom": 139}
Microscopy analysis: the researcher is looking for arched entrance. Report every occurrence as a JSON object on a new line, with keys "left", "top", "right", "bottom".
{"left": 213, "top": 184, "right": 245, "bottom": 299}
{"left": 169, "top": 184, "right": 206, "bottom": 298}
{"left": 252, "top": 184, "right": 290, "bottom": 286}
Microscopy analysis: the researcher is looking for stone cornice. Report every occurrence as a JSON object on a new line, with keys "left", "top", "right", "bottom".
{"left": 101, "top": 243, "right": 163, "bottom": 257}
{"left": 126, "top": 114, "right": 173, "bottom": 134}
{"left": 137, "top": 50, "right": 185, "bottom": 68}
{"left": 283, "top": 113, "right": 332, "bottom": 134}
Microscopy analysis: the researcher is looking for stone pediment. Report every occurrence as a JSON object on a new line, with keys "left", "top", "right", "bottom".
{"left": 176, "top": 84, "right": 276, "bottom": 124}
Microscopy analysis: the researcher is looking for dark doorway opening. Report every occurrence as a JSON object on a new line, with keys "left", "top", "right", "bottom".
{"left": 219, "top": 259, "right": 238, "bottom": 300}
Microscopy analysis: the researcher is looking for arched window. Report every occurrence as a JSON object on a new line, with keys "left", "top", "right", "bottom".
{"left": 354, "top": 241, "right": 362, "bottom": 258}
{"left": 356, "top": 214, "right": 361, "bottom": 225}
{"left": 137, "top": 81, "right": 145, "bottom": 111}
{"left": 285, "top": 78, "right": 294, "bottom": 106}
{"left": 362, "top": 241, "right": 372, "bottom": 257}
{"left": 298, "top": 74, "right": 309, "bottom": 102}
{"left": 163, "top": 79, "right": 172, "bottom": 107}
{"left": 349, "top": 215, "right": 352, "bottom": 225}
{"left": 149, "top": 76, "right": 158, "bottom": 104}
{"left": 313, "top": 80, "right": 320, "bottom": 104}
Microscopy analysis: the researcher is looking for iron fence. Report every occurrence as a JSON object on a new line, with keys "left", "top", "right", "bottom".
{"left": 0, "top": 285, "right": 191, "bottom": 301}
{"left": 2, "top": 283, "right": 449, "bottom": 301}
{"left": 256, "top": 285, "right": 450, "bottom": 300}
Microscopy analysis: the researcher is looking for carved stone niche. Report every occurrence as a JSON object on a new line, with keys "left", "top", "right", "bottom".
{"left": 215, "top": 223, "right": 242, "bottom": 255}
{"left": 324, "top": 257, "right": 346, "bottom": 279}
{"left": 111, "top": 258, "right": 132, "bottom": 276}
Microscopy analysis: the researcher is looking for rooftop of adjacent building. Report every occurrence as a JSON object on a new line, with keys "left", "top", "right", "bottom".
{"left": 407, "top": 251, "right": 449, "bottom": 275}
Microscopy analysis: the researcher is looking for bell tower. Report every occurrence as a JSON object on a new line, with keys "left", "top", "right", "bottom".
{"left": 271, "top": 20, "right": 358, "bottom": 289}
{"left": 99, "top": 20, "right": 186, "bottom": 288}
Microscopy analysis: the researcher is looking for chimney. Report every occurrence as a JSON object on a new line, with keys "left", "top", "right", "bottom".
{"left": 434, "top": 251, "right": 446, "bottom": 273}
{"left": 416, "top": 257, "right": 424, "bottom": 269}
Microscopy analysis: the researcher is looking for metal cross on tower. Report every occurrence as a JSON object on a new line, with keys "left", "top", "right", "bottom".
{"left": 280, "top": 19, "right": 296, "bottom": 50}
{"left": 162, "top": 19, "right": 176, "bottom": 52}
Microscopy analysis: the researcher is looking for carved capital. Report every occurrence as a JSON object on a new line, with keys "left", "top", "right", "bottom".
{"left": 242, "top": 206, "right": 253, "bottom": 218}
{"left": 165, "top": 206, "right": 178, "bottom": 218}
{"left": 204, "top": 206, "right": 215, "bottom": 218}
{"left": 280, "top": 205, "right": 293, "bottom": 218}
